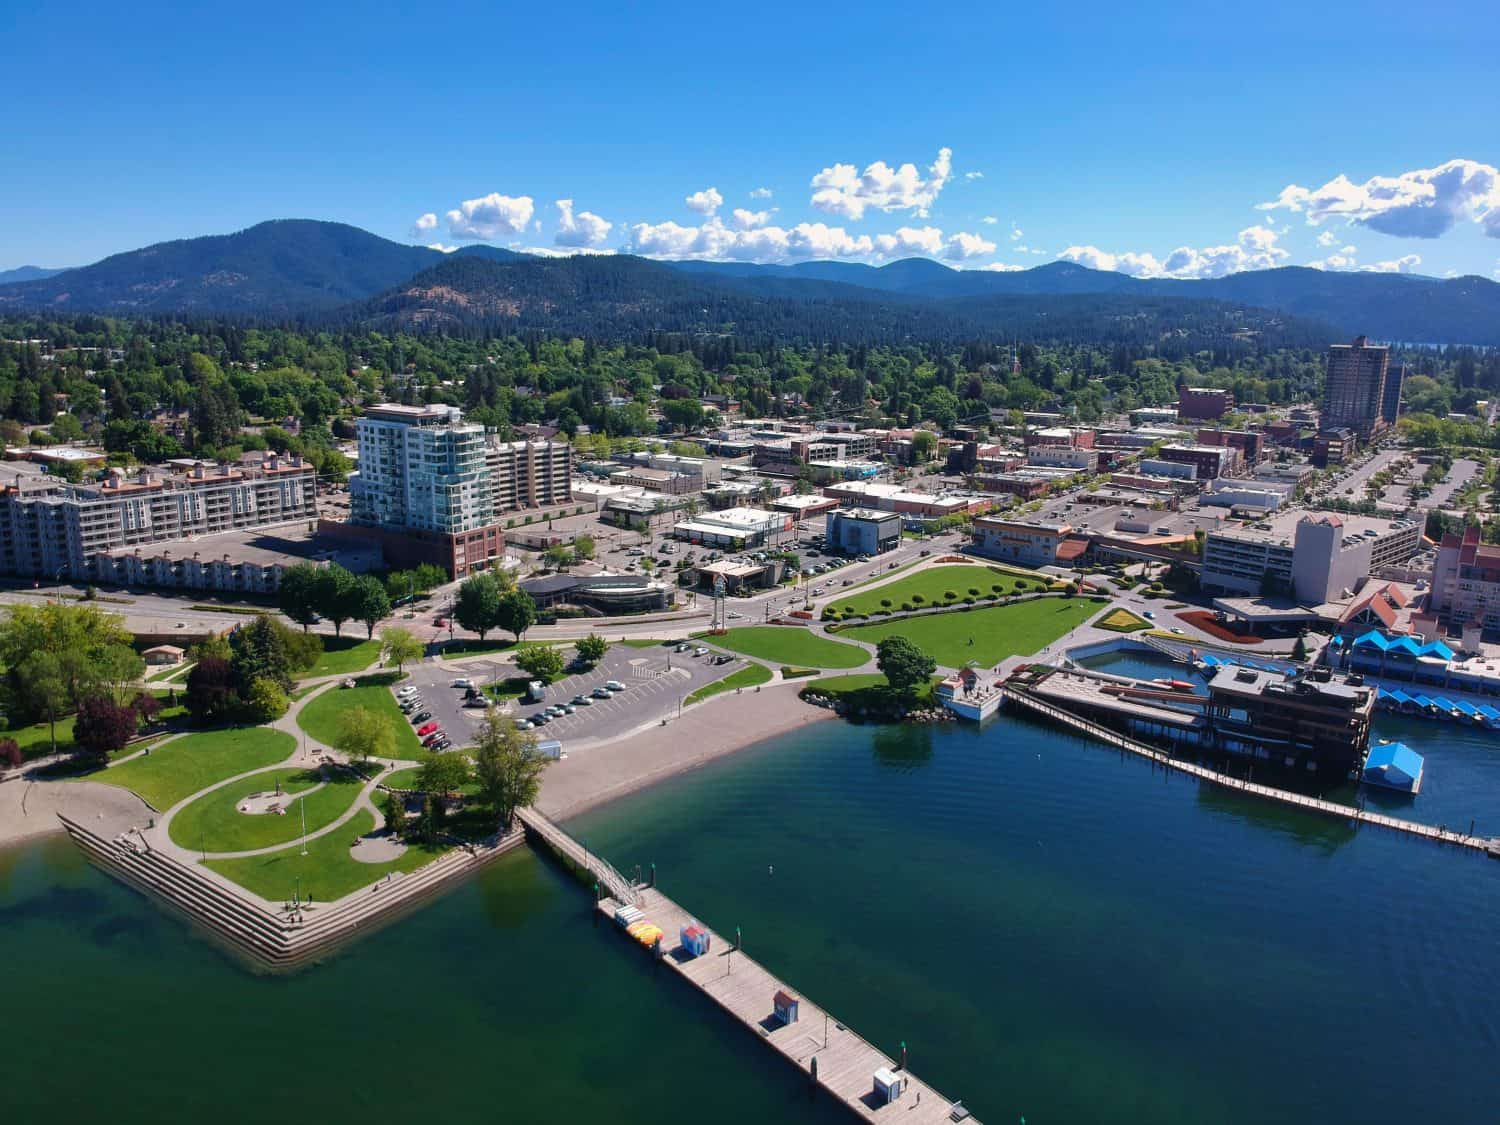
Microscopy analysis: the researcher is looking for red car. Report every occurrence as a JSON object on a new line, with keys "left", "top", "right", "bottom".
{"left": 416, "top": 721, "right": 440, "bottom": 736}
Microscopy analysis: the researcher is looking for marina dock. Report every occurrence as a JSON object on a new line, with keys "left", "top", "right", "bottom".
{"left": 999, "top": 686, "right": 1500, "bottom": 857}
{"left": 519, "top": 808, "right": 977, "bottom": 1123}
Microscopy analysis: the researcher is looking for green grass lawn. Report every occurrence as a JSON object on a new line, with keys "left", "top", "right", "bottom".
{"left": 168, "top": 766, "right": 366, "bottom": 852}
{"left": 205, "top": 809, "right": 447, "bottom": 903}
{"left": 297, "top": 681, "right": 424, "bottom": 759}
{"left": 92, "top": 727, "right": 296, "bottom": 810}
{"left": 801, "top": 671, "right": 941, "bottom": 707}
{"left": 619, "top": 638, "right": 667, "bottom": 649}
{"left": 684, "top": 662, "right": 773, "bottom": 706}
{"left": 840, "top": 598, "right": 1099, "bottom": 667}
{"left": 701, "top": 626, "right": 868, "bottom": 669}
{"left": 826, "top": 564, "right": 1054, "bottom": 617}
{"left": 302, "top": 637, "right": 383, "bottom": 678}
{"left": 2, "top": 715, "right": 78, "bottom": 760}
{"left": 381, "top": 762, "right": 482, "bottom": 797}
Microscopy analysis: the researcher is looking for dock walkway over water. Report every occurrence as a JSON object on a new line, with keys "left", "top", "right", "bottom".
{"left": 1000, "top": 686, "right": 1500, "bottom": 857}
{"left": 518, "top": 808, "right": 977, "bottom": 1123}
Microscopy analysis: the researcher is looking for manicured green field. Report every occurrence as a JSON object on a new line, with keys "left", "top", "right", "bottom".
{"left": 703, "top": 626, "right": 868, "bottom": 669}
{"left": 840, "top": 598, "right": 1098, "bottom": 667}
{"left": 801, "top": 672, "right": 941, "bottom": 706}
{"left": 2, "top": 715, "right": 78, "bottom": 761}
{"left": 297, "top": 681, "right": 424, "bottom": 759}
{"left": 93, "top": 727, "right": 296, "bottom": 810}
{"left": 380, "top": 762, "right": 481, "bottom": 797}
{"left": 826, "top": 564, "right": 1052, "bottom": 617}
{"left": 303, "top": 637, "right": 383, "bottom": 678}
{"left": 168, "top": 766, "right": 366, "bottom": 852}
{"left": 684, "top": 662, "right": 774, "bottom": 706}
{"left": 205, "top": 809, "right": 447, "bottom": 902}
{"left": 619, "top": 638, "right": 667, "bottom": 649}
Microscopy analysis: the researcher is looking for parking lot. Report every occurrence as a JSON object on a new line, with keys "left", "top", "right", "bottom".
{"left": 391, "top": 641, "right": 747, "bottom": 751}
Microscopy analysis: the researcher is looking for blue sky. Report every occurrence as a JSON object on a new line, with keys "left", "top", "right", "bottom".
{"left": 7, "top": 0, "right": 1500, "bottom": 280}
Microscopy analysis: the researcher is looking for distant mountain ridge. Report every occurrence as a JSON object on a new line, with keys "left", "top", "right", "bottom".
{"left": 1, "top": 218, "right": 1497, "bottom": 344}
{"left": 0, "top": 265, "right": 66, "bottom": 285}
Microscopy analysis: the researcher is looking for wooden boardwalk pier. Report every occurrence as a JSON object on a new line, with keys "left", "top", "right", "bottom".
{"left": 999, "top": 686, "right": 1500, "bottom": 857}
{"left": 518, "top": 808, "right": 977, "bottom": 1123}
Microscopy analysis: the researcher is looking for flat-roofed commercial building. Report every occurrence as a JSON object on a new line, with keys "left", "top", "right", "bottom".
{"left": 825, "top": 508, "right": 902, "bottom": 556}
{"left": 971, "top": 516, "right": 1085, "bottom": 568}
{"left": 1178, "top": 386, "right": 1234, "bottom": 420}
{"left": 1201, "top": 511, "right": 1420, "bottom": 601}
{"left": 673, "top": 506, "right": 792, "bottom": 548}
{"left": 1157, "top": 444, "right": 1242, "bottom": 481}
{"left": 822, "top": 480, "right": 988, "bottom": 519}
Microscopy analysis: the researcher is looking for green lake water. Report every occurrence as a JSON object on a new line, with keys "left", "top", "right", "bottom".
{"left": 4, "top": 700, "right": 1498, "bottom": 1124}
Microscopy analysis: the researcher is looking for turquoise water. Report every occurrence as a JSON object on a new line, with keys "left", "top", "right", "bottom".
{"left": 5, "top": 702, "right": 1499, "bottom": 1124}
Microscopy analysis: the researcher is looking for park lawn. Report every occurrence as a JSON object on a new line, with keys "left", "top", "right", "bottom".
{"left": 684, "top": 662, "right": 773, "bottom": 706}
{"left": 840, "top": 598, "right": 1099, "bottom": 667}
{"left": 381, "top": 761, "right": 482, "bottom": 797}
{"left": 297, "top": 681, "right": 424, "bottom": 760}
{"left": 826, "top": 565, "right": 1049, "bottom": 616}
{"left": 620, "top": 638, "right": 667, "bottom": 649}
{"left": 93, "top": 727, "right": 296, "bottom": 810}
{"left": 702, "top": 626, "right": 868, "bottom": 669}
{"left": 205, "top": 809, "right": 447, "bottom": 903}
{"left": 302, "top": 637, "right": 383, "bottom": 679}
{"left": 802, "top": 672, "right": 942, "bottom": 707}
{"left": 168, "top": 766, "right": 366, "bottom": 852}
{"left": 3, "top": 715, "right": 78, "bottom": 761}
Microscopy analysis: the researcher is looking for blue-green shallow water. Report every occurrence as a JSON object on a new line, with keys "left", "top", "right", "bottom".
{"left": 5, "top": 706, "right": 1498, "bottom": 1125}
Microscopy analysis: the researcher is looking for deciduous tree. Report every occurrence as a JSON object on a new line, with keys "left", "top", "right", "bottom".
{"left": 875, "top": 635, "right": 936, "bottom": 697}
{"left": 74, "top": 694, "right": 140, "bottom": 762}
{"left": 575, "top": 633, "right": 609, "bottom": 667}
{"left": 496, "top": 589, "right": 537, "bottom": 641}
{"left": 278, "top": 563, "right": 321, "bottom": 632}
{"left": 417, "top": 751, "right": 472, "bottom": 796}
{"left": 381, "top": 626, "right": 424, "bottom": 673}
{"left": 472, "top": 709, "right": 549, "bottom": 830}
{"left": 514, "top": 643, "right": 564, "bottom": 682}
{"left": 352, "top": 575, "right": 392, "bottom": 639}
{"left": 454, "top": 572, "right": 503, "bottom": 641}
{"left": 336, "top": 705, "right": 392, "bottom": 764}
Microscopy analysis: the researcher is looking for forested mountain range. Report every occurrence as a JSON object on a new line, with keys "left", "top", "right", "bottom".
{"left": 2, "top": 218, "right": 1498, "bottom": 345}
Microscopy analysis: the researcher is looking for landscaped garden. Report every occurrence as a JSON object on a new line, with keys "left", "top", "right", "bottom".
{"left": 700, "top": 626, "right": 868, "bottom": 669}
{"left": 684, "top": 662, "right": 773, "bottom": 706}
{"left": 1095, "top": 607, "right": 1152, "bottom": 632}
{"left": 824, "top": 564, "right": 1059, "bottom": 618}
{"left": 168, "top": 766, "right": 367, "bottom": 852}
{"left": 297, "top": 676, "right": 425, "bottom": 759}
{"left": 839, "top": 598, "right": 1101, "bottom": 667}
{"left": 205, "top": 808, "right": 447, "bottom": 902}
{"left": 302, "top": 637, "right": 383, "bottom": 678}
{"left": 93, "top": 727, "right": 296, "bottom": 810}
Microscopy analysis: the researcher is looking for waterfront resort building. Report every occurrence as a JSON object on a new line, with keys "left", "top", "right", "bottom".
{"left": 0, "top": 454, "right": 319, "bottom": 589}
{"left": 1200, "top": 512, "right": 1421, "bottom": 601}
{"left": 971, "top": 516, "right": 1089, "bottom": 568}
{"left": 1204, "top": 664, "right": 1375, "bottom": 775}
{"left": 824, "top": 507, "right": 902, "bottom": 556}
{"left": 1323, "top": 336, "right": 1390, "bottom": 440}
{"left": 346, "top": 403, "right": 503, "bottom": 577}
{"left": 1429, "top": 525, "right": 1500, "bottom": 636}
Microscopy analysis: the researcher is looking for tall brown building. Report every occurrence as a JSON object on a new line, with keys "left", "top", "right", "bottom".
{"left": 1323, "top": 336, "right": 1389, "bottom": 440}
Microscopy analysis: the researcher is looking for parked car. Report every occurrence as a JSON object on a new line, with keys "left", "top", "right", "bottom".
{"left": 591, "top": 687, "right": 613, "bottom": 700}
{"left": 463, "top": 696, "right": 489, "bottom": 708}
{"left": 397, "top": 686, "right": 418, "bottom": 697}
{"left": 410, "top": 711, "right": 432, "bottom": 724}
{"left": 571, "top": 695, "right": 592, "bottom": 707}
{"left": 417, "top": 721, "right": 440, "bottom": 736}
{"left": 515, "top": 720, "right": 533, "bottom": 731}
{"left": 451, "top": 678, "right": 472, "bottom": 689}
{"left": 430, "top": 739, "right": 452, "bottom": 752}
{"left": 1142, "top": 610, "right": 1155, "bottom": 620}
{"left": 400, "top": 699, "right": 423, "bottom": 712}
{"left": 422, "top": 733, "right": 445, "bottom": 748}
{"left": 561, "top": 704, "right": 576, "bottom": 715}
{"left": 531, "top": 713, "right": 550, "bottom": 726}
{"left": 605, "top": 680, "right": 626, "bottom": 692}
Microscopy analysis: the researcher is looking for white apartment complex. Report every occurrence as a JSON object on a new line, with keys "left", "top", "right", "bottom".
{"left": 350, "top": 404, "right": 493, "bottom": 534}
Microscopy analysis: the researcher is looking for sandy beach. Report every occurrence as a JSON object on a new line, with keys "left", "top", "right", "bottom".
{"left": 0, "top": 778, "right": 154, "bottom": 849}
{"left": 536, "top": 681, "right": 835, "bottom": 821}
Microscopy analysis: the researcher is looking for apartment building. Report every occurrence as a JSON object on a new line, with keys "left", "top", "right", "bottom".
{"left": 1157, "top": 444, "right": 1242, "bottom": 481}
{"left": 487, "top": 437, "right": 574, "bottom": 509}
{"left": 1324, "top": 336, "right": 1390, "bottom": 440}
{"left": 1178, "top": 387, "right": 1234, "bottom": 420}
{"left": 0, "top": 455, "right": 318, "bottom": 583}
{"left": 1430, "top": 525, "right": 1500, "bottom": 634}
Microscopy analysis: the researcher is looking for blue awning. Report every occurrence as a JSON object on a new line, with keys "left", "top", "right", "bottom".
{"left": 1389, "top": 690, "right": 1415, "bottom": 705}
{"left": 1431, "top": 696, "right": 1458, "bottom": 712}
{"left": 1454, "top": 700, "right": 1481, "bottom": 718}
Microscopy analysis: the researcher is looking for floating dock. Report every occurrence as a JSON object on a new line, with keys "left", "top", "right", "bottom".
{"left": 519, "top": 808, "right": 977, "bottom": 1122}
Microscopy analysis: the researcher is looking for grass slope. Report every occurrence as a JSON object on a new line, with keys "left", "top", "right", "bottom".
{"left": 168, "top": 767, "right": 365, "bottom": 852}
{"left": 840, "top": 598, "right": 1099, "bottom": 667}
{"left": 827, "top": 564, "right": 1053, "bottom": 616}
{"left": 297, "top": 681, "right": 424, "bottom": 759}
{"left": 303, "top": 637, "right": 383, "bottom": 678}
{"left": 205, "top": 809, "right": 446, "bottom": 902}
{"left": 704, "top": 626, "right": 868, "bottom": 669}
{"left": 94, "top": 727, "right": 295, "bottom": 810}
{"left": 2, "top": 715, "right": 78, "bottom": 761}
{"left": 684, "top": 662, "right": 773, "bottom": 706}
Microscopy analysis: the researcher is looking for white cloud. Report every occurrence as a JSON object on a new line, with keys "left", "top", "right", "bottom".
{"left": 977, "top": 262, "right": 1026, "bottom": 272}
{"left": 553, "top": 199, "right": 613, "bottom": 247}
{"left": 1316, "top": 230, "right": 1338, "bottom": 247}
{"left": 426, "top": 243, "right": 458, "bottom": 253}
{"left": 872, "top": 226, "right": 945, "bottom": 257}
{"left": 445, "top": 192, "right": 535, "bottom": 239}
{"left": 809, "top": 147, "right": 953, "bottom": 220}
{"left": 1361, "top": 254, "right": 1422, "bottom": 274}
{"left": 1031, "top": 248, "right": 1046, "bottom": 255}
{"left": 943, "top": 232, "right": 998, "bottom": 260}
{"left": 749, "top": 187, "right": 773, "bottom": 199}
{"left": 1307, "top": 254, "right": 1358, "bottom": 271}
{"left": 411, "top": 212, "right": 438, "bottom": 238}
{"left": 517, "top": 246, "right": 616, "bottom": 258}
{"left": 1060, "top": 225, "right": 1289, "bottom": 279}
{"left": 1010, "top": 223, "right": 1023, "bottom": 241}
{"left": 684, "top": 187, "right": 723, "bottom": 215}
{"left": 1258, "top": 158, "right": 1500, "bottom": 239}
{"left": 730, "top": 208, "right": 772, "bottom": 231}
{"left": 964, "top": 171, "right": 984, "bottom": 181}
{"left": 981, "top": 216, "right": 999, "bottom": 225}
